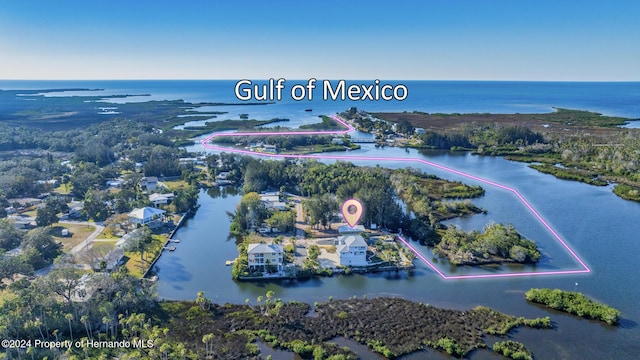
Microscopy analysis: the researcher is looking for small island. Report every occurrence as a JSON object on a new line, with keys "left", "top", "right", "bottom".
{"left": 435, "top": 222, "right": 540, "bottom": 265}
{"left": 525, "top": 288, "right": 621, "bottom": 325}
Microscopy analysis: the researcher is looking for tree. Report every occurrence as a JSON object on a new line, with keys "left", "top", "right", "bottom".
{"left": 65, "top": 313, "right": 74, "bottom": 342}
{"left": 308, "top": 245, "right": 321, "bottom": 260}
{"left": 43, "top": 266, "right": 83, "bottom": 308}
{"left": 124, "top": 226, "right": 153, "bottom": 268}
{"left": 36, "top": 205, "right": 59, "bottom": 227}
{"left": 0, "top": 218, "right": 24, "bottom": 250}
{"left": 396, "top": 119, "right": 415, "bottom": 136}
{"left": 264, "top": 210, "right": 295, "bottom": 232}
{"left": 303, "top": 194, "right": 338, "bottom": 229}
{"left": 22, "top": 227, "right": 60, "bottom": 268}
{"left": 230, "top": 192, "right": 268, "bottom": 233}
{"left": 83, "top": 189, "right": 110, "bottom": 221}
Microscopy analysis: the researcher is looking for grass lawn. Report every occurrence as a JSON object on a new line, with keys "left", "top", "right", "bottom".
{"left": 124, "top": 234, "right": 167, "bottom": 278}
{"left": 161, "top": 179, "right": 187, "bottom": 191}
{"left": 21, "top": 209, "right": 37, "bottom": 217}
{"left": 97, "top": 227, "right": 122, "bottom": 239}
{"left": 53, "top": 183, "right": 72, "bottom": 194}
{"left": 50, "top": 223, "right": 96, "bottom": 252}
{"left": 91, "top": 239, "right": 118, "bottom": 254}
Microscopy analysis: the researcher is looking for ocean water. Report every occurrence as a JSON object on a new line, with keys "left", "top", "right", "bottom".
{"left": 1, "top": 80, "right": 639, "bottom": 120}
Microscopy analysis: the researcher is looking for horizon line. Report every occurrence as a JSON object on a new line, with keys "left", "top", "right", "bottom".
{"left": 1, "top": 78, "right": 640, "bottom": 83}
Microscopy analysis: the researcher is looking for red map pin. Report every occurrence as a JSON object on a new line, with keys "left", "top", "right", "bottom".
{"left": 342, "top": 199, "right": 363, "bottom": 228}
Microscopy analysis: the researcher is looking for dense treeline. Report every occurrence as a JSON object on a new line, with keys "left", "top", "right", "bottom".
{"left": 420, "top": 125, "right": 545, "bottom": 150}
{"left": 0, "top": 267, "right": 157, "bottom": 359}
{"left": 525, "top": 288, "right": 621, "bottom": 325}
{"left": 0, "top": 119, "right": 187, "bottom": 199}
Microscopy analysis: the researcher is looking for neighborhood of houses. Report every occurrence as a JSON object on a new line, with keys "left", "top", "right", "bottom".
{"left": 3, "top": 174, "right": 187, "bottom": 279}
{"left": 239, "top": 192, "right": 414, "bottom": 280}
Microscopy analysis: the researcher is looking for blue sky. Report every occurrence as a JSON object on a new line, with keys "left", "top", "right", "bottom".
{"left": 1, "top": 0, "right": 639, "bottom": 80}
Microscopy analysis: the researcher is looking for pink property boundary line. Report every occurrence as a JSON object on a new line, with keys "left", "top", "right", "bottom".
{"left": 201, "top": 116, "right": 591, "bottom": 280}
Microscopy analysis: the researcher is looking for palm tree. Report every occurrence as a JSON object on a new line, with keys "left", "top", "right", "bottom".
{"left": 202, "top": 333, "right": 215, "bottom": 359}
{"left": 81, "top": 315, "right": 92, "bottom": 340}
{"left": 65, "top": 313, "right": 74, "bottom": 342}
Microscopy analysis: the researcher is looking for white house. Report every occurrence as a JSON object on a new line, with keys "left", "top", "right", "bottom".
{"left": 247, "top": 243, "right": 284, "bottom": 271}
{"left": 128, "top": 207, "right": 165, "bottom": 226}
{"left": 414, "top": 127, "right": 425, "bottom": 135}
{"left": 336, "top": 234, "right": 368, "bottom": 266}
{"left": 149, "top": 193, "right": 175, "bottom": 207}
{"left": 260, "top": 193, "right": 287, "bottom": 211}
{"left": 106, "top": 179, "right": 123, "bottom": 188}
{"left": 331, "top": 138, "right": 344, "bottom": 145}
{"left": 140, "top": 176, "right": 158, "bottom": 190}
{"left": 215, "top": 171, "right": 230, "bottom": 181}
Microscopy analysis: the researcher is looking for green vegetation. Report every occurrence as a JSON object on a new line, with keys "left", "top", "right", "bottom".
{"left": 299, "top": 115, "right": 344, "bottom": 130}
{"left": 493, "top": 340, "right": 533, "bottom": 360}
{"left": 435, "top": 222, "right": 540, "bottom": 265}
{"left": 373, "top": 108, "right": 640, "bottom": 202}
{"left": 613, "top": 183, "right": 640, "bottom": 201}
{"left": 525, "top": 288, "right": 621, "bottom": 325}
{"left": 529, "top": 163, "right": 607, "bottom": 186}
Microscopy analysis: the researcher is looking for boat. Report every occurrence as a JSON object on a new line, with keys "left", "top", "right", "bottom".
{"left": 164, "top": 245, "right": 177, "bottom": 251}
{"left": 305, "top": 108, "right": 312, "bottom": 112}
{"left": 171, "top": 239, "right": 181, "bottom": 243}
{"left": 225, "top": 260, "right": 235, "bottom": 266}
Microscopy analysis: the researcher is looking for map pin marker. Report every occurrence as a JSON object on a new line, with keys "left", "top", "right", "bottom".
{"left": 342, "top": 199, "right": 363, "bottom": 228}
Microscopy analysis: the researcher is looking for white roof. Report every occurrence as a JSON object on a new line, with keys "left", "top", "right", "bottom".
{"left": 260, "top": 195, "right": 280, "bottom": 203}
{"left": 337, "top": 234, "right": 367, "bottom": 253}
{"left": 149, "top": 193, "right": 174, "bottom": 201}
{"left": 247, "top": 243, "right": 284, "bottom": 254}
{"left": 129, "top": 207, "right": 165, "bottom": 220}
{"left": 338, "top": 225, "right": 365, "bottom": 234}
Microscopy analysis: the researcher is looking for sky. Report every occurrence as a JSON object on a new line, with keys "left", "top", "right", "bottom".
{"left": 1, "top": 0, "right": 639, "bottom": 81}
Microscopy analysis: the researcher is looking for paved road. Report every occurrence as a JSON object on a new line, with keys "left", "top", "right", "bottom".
{"left": 59, "top": 220, "right": 105, "bottom": 255}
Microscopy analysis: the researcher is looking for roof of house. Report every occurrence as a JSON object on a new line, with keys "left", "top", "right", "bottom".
{"left": 260, "top": 195, "right": 280, "bottom": 203}
{"left": 247, "top": 243, "right": 284, "bottom": 254}
{"left": 338, "top": 225, "right": 365, "bottom": 234}
{"left": 337, "top": 235, "right": 368, "bottom": 253}
{"left": 141, "top": 176, "right": 158, "bottom": 182}
{"left": 149, "top": 193, "right": 175, "bottom": 201}
{"left": 129, "top": 207, "right": 165, "bottom": 220}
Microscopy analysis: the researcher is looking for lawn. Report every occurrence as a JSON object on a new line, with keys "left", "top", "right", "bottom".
{"left": 160, "top": 179, "right": 187, "bottom": 191}
{"left": 50, "top": 223, "right": 96, "bottom": 252}
{"left": 124, "top": 234, "right": 167, "bottom": 278}
{"left": 97, "top": 227, "right": 122, "bottom": 239}
{"left": 53, "top": 183, "right": 72, "bottom": 194}
{"left": 91, "top": 239, "right": 118, "bottom": 254}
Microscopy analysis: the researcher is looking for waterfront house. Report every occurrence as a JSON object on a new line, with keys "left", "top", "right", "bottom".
{"left": 140, "top": 176, "right": 158, "bottom": 190}
{"left": 128, "top": 207, "right": 165, "bottom": 226}
{"left": 332, "top": 138, "right": 345, "bottom": 145}
{"left": 260, "top": 193, "right": 287, "bottom": 211}
{"left": 336, "top": 234, "right": 368, "bottom": 266}
{"left": 247, "top": 243, "right": 284, "bottom": 272}
{"left": 149, "top": 193, "right": 175, "bottom": 207}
